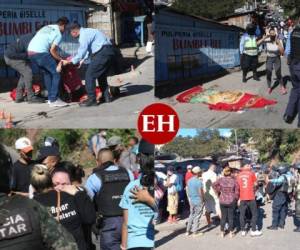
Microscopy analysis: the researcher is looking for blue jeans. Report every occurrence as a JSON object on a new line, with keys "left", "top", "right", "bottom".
{"left": 29, "top": 53, "right": 60, "bottom": 102}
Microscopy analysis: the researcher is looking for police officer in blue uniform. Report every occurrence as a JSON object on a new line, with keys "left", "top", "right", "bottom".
{"left": 283, "top": 19, "right": 300, "bottom": 126}
{"left": 294, "top": 163, "right": 300, "bottom": 232}
{"left": 267, "top": 164, "right": 290, "bottom": 230}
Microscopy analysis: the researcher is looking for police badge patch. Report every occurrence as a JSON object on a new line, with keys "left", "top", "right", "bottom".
{"left": 0, "top": 212, "right": 33, "bottom": 240}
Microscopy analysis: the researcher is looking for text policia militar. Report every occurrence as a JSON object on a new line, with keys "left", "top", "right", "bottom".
{"left": 0, "top": 9, "right": 49, "bottom": 36}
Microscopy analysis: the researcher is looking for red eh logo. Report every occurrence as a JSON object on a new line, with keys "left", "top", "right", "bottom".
{"left": 137, "top": 103, "right": 180, "bottom": 145}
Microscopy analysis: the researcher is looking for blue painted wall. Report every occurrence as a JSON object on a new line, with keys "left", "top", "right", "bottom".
{"left": 0, "top": 1, "right": 87, "bottom": 77}
{"left": 155, "top": 9, "right": 241, "bottom": 85}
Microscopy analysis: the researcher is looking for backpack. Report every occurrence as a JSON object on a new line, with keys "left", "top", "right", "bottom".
{"left": 266, "top": 181, "right": 278, "bottom": 200}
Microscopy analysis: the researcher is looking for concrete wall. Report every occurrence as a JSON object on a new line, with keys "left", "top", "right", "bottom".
{"left": 155, "top": 9, "right": 241, "bottom": 85}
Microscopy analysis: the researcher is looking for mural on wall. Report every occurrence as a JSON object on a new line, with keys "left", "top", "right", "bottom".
{"left": 0, "top": 5, "right": 86, "bottom": 77}
{"left": 155, "top": 24, "right": 240, "bottom": 83}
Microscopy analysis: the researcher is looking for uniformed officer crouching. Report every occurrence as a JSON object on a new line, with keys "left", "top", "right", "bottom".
{"left": 0, "top": 144, "right": 78, "bottom": 250}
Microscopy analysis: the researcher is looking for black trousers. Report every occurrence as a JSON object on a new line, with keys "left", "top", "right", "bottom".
{"left": 85, "top": 45, "right": 115, "bottom": 101}
{"left": 284, "top": 59, "right": 300, "bottom": 126}
{"left": 241, "top": 54, "right": 258, "bottom": 78}
{"left": 220, "top": 202, "right": 236, "bottom": 232}
{"left": 266, "top": 56, "right": 283, "bottom": 88}
{"left": 239, "top": 200, "right": 257, "bottom": 231}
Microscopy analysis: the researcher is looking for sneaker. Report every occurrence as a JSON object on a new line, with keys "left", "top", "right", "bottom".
{"left": 49, "top": 99, "right": 68, "bottom": 107}
{"left": 278, "top": 225, "right": 285, "bottom": 230}
{"left": 267, "top": 226, "right": 278, "bottom": 230}
{"left": 185, "top": 232, "right": 191, "bottom": 236}
{"left": 241, "top": 231, "right": 247, "bottom": 237}
{"left": 192, "top": 232, "right": 204, "bottom": 237}
{"left": 268, "top": 88, "right": 272, "bottom": 94}
{"left": 280, "top": 87, "right": 287, "bottom": 95}
{"left": 250, "top": 230, "right": 262, "bottom": 237}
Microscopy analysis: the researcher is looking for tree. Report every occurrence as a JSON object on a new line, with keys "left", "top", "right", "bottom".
{"left": 173, "top": 0, "right": 246, "bottom": 19}
{"left": 280, "top": 0, "right": 300, "bottom": 18}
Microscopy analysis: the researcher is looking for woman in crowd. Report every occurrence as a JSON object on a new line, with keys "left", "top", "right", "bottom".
{"left": 213, "top": 167, "right": 240, "bottom": 238}
{"left": 30, "top": 164, "right": 96, "bottom": 250}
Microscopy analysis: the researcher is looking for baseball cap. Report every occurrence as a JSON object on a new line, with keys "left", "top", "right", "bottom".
{"left": 192, "top": 166, "right": 202, "bottom": 174}
{"left": 36, "top": 146, "right": 60, "bottom": 162}
{"left": 107, "top": 136, "right": 122, "bottom": 147}
{"left": 15, "top": 137, "right": 33, "bottom": 153}
{"left": 187, "top": 165, "right": 193, "bottom": 169}
{"left": 241, "top": 158, "right": 251, "bottom": 167}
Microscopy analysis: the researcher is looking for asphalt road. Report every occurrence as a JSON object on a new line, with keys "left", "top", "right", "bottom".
{"left": 159, "top": 56, "right": 298, "bottom": 129}
{"left": 0, "top": 47, "right": 154, "bottom": 128}
{"left": 155, "top": 202, "right": 299, "bottom": 250}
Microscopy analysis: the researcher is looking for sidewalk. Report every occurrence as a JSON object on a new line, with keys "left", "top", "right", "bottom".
{"left": 159, "top": 57, "right": 297, "bottom": 129}
{"left": 0, "top": 46, "right": 154, "bottom": 128}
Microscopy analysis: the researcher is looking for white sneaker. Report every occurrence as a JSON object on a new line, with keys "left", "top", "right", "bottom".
{"left": 250, "top": 230, "right": 262, "bottom": 237}
{"left": 241, "top": 231, "right": 247, "bottom": 236}
{"left": 49, "top": 99, "right": 68, "bottom": 107}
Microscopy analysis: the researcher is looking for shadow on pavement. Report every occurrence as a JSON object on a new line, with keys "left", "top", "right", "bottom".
{"left": 119, "top": 84, "right": 153, "bottom": 98}
{"left": 155, "top": 227, "right": 186, "bottom": 248}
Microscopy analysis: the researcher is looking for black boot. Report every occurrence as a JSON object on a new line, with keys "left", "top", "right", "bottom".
{"left": 243, "top": 71, "right": 247, "bottom": 83}
{"left": 79, "top": 98, "right": 98, "bottom": 107}
{"left": 253, "top": 71, "right": 260, "bottom": 81}
{"left": 103, "top": 88, "right": 113, "bottom": 103}
{"left": 28, "top": 96, "right": 45, "bottom": 104}
{"left": 267, "top": 225, "right": 278, "bottom": 230}
{"left": 294, "top": 227, "right": 300, "bottom": 232}
{"left": 283, "top": 114, "right": 295, "bottom": 124}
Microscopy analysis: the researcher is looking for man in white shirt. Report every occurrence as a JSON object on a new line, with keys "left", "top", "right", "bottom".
{"left": 202, "top": 164, "right": 221, "bottom": 225}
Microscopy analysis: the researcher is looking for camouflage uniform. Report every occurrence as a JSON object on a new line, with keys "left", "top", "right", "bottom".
{"left": 0, "top": 193, "right": 78, "bottom": 250}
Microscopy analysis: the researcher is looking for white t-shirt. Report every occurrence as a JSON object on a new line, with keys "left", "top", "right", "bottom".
{"left": 165, "top": 174, "right": 177, "bottom": 194}
{"left": 202, "top": 169, "right": 218, "bottom": 199}
{"left": 265, "top": 38, "right": 283, "bottom": 57}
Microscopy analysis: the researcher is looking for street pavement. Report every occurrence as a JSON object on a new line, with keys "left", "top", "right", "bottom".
{"left": 0, "top": 47, "right": 154, "bottom": 128}
{"left": 155, "top": 202, "right": 299, "bottom": 250}
{"left": 159, "top": 56, "right": 298, "bottom": 129}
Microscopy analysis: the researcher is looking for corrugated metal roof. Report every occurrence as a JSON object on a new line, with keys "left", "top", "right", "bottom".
{"left": 51, "top": 0, "right": 106, "bottom": 9}
{"left": 157, "top": 6, "right": 244, "bottom": 32}
{"left": 218, "top": 10, "right": 255, "bottom": 21}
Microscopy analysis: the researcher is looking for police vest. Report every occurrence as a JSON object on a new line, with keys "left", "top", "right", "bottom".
{"left": 244, "top": 37, "right": 258, "bottom": 56}
{"left": 291, "top": 26, "right": 300, "bottom": 60}
{"left": 278, "top": 175, "right": 289, "bottom": 193}
{"left": 0, "top": 195, "right": 43, "bottom": 250}
{"left": 95, "top": 167, "right": 130, "bottom": 217}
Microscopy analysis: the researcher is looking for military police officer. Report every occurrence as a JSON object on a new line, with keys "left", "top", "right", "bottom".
{"left": 0, "top": 144, "right": 78, "bottom": 250}
{"left": 267, "top": 164, "right": 290, "bottom": 230}
{"left": 294, "top": 163, "right": 300, "bottom": 232}
{"left": 284, "top": 18, "right": 300, "bottom": 126}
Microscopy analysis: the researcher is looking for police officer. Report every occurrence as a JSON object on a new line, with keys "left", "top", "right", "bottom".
{"left": 85, "top": 148, "right": 134, "bottom": 250}
{"left": 0, "top": 144, "right": 78, "bottom": 250}
{"left": 294, "top": 163, "right": 300, "bottom": 232}
{"left": 267, "top": 164, "right": 290, "bottom": 230}
{"left": 240, "top": 23, "right": 265, "bottom": 83}
{"left": 284, "top": 18, "right": 300, "bottom": 126}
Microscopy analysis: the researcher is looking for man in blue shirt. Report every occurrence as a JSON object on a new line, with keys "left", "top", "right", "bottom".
{"left": 85, "top": 148, "right": 134, "bottom": 250}
{"left": 28, "top": 17, "right": 69, "bottom": 108}
{"left": 66, "top": 23, "right": 115, "bottom": 107}
{"left": 186, "top": 166, "right": 205, "bottom": 237}
{"left": 283, "top": 19, "right": 300, "bottom": 127}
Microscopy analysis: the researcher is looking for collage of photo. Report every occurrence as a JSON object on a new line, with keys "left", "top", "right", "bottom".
{"left": 0, "top": 0, "right": 300, "bottom": 250}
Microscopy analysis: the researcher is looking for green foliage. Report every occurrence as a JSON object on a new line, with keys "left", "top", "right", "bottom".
{"left": 173, "top": 0, "right": 246, "bottom": 19}
{"left": 0, "top": 129, "right": 27, "bottom": 146}
{"left": 280, "top": 0, "right": 300, "bottom": 17}
{"left": 162, "top": 129, "right": 227, "bottom": 158}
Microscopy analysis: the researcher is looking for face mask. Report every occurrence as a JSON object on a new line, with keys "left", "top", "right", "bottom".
{"left": 270, "top": 36, "right": 276, "bottom": 41}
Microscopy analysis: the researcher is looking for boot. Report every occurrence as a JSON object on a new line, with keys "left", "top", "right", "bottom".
{"left": 253, "top": 71, "right": 260, "bottom": 81}
{"left": 242, "top": 71, "right": 247, "bottom": 83}
{"left": 79, "top": 98, "right": 98, "bottom": 107}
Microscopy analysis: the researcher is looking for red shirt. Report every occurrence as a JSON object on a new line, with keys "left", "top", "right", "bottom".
{"left": 185, "top": 171, "right": 194, "bottom": 185}
{"left": 237, "top": 169, "right": 257, "bottom": 201}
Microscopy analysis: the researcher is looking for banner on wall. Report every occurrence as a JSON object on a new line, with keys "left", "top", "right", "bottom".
{"left": 155, "top": 24, "right": 240, "bottom": 83}
{"left": 0, "top": 5, "right": 86, "bottom": 77}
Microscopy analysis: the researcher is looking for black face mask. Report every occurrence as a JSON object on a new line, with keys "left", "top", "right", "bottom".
{"left": 270, "top": 36, "right": 276, "bottom": 41}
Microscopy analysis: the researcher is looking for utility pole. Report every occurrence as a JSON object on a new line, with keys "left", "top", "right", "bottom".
{"left": 234, "top": 129, "right": 239, "bottom": 156}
